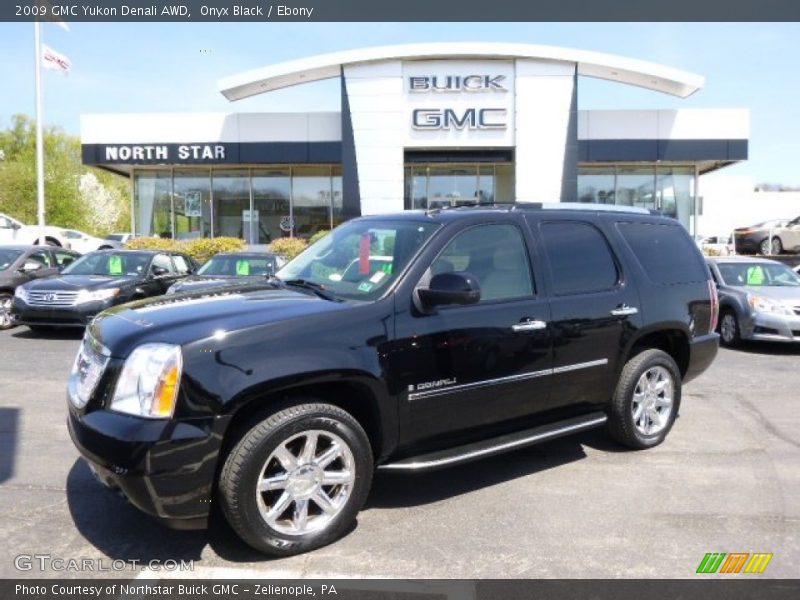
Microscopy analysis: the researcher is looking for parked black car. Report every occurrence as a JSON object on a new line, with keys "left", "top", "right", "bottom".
{"left": 733, "top": 218, "right": 790, "bottom": 255}
{"left": 67, "top": 205, "right": 718, "bottom": 556}
{"left": 12, "top": 249, "right": 197, "bottom": 331}
{"left": 167, "top": 252, "right": 280, "bottom": 295}
{"left": 707, "top": 256, "right": 800, "bottom": 345}
{"left": 0, "top": 245, "right": 81, "bottom": 329}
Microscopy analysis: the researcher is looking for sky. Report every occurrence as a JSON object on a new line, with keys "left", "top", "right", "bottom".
{"left": 0, "top": 22, "right": 798, "bottom": 184}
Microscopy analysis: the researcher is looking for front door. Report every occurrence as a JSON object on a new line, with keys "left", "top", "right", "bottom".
{"left": 392, "top": 222, "right": 552, "bottom": 450}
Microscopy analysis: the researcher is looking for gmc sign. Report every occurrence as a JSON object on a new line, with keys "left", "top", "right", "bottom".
{"left": 412, "top": 108, "right": 507, "bottom": 130}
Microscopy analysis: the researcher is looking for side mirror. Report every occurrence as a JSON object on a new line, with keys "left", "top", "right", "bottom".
{"left": 19, "top": 260, "right": 43, "bottom": 273}
{"left": 418, "top": 272, "right": 481, "bottom": 309}
{"left": 151, "top": 266, "right": 169, "bottom": 277}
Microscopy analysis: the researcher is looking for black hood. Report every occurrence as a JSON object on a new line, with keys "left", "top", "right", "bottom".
{"left": 91, "top": 285, "right": 353, "bottom": 357}
{"left": 22, "top": 274, "right": 139, "bottom": 291}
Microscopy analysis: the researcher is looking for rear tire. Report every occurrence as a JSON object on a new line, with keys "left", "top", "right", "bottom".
{"left": 608, "top": 349, "right": 681, "bottom": 450}
{"left": 218, "top": 401, "right": 373, "bottom": 556}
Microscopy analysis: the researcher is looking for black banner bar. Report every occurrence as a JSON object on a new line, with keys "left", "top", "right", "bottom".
{"left": 4, "top": 0, "right": 800, "bottom": 22}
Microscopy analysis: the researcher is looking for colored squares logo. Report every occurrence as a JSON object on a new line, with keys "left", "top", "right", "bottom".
{"left": 696, "top": 552, "right": 773, "bottom": 574}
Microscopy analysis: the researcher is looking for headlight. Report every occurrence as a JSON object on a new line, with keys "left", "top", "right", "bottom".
{"left": 14, "top": 286, "right": 28, "bottom": 301}
{"left": 110, "top": 344, "right": 183, "bottom": 419}
{"left": 76, "top": 288, "right": 120, "bottom": 304}
{"left": 747, "top": 294, "right": 792, "bottom": 316}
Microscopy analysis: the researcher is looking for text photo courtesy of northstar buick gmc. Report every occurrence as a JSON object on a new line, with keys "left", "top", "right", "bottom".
{"left": 66, "top": 204, "right": 719, "bottom": 557}
{"left": 12, "top": 249, "right": 197, "bottom": 331}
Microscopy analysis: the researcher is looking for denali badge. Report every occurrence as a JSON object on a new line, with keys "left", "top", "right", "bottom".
{"left": 409, "top": 378, "right": 457, "bottom": 392}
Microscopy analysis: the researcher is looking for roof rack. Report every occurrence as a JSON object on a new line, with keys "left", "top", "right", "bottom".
{"left": 512, "top": 202, "right": 654, "bottom": 215}
{"left": 424, "top": 202, "right": 657, "bottom": 216}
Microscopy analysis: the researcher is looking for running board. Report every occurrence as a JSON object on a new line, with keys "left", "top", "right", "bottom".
{"left": 378, "top": 412, "right": 608, "bottom": 472}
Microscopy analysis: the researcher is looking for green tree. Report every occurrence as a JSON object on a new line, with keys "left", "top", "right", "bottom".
{"left": 0, "top": 114, "right": 130, "bottom": 236}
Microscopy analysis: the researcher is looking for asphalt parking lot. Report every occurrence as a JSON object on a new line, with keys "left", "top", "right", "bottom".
{"left": 0, "top": 327, "right": 798, "bottom": 579}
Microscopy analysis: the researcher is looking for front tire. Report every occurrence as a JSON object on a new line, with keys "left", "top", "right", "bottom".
{"left": 0, "top": 293, "right": 14, "bottom": 330}
{"left": 608, "top": 349, "right": 681, "bottom": 449}
{"left": 719, "top": 309, "right": 740, "bottom": 347}
{"left": 218, "top": 402, "right": 373, "bottom": 556}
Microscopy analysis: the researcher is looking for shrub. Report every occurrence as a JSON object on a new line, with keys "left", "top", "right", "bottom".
{"left": 270, "top": 237, "right": 308, "bottom": 261}
{"left": 124, "top": 236, "right": 245, "bottom": 264}
{"left": 184, "top": 237, "right": 245, "bottom": 264}
{"left": 308, "top": 230, "right": 330, "bottom": 245}
{"left": 124, "top": 237, "right": 182, "bottom": 252}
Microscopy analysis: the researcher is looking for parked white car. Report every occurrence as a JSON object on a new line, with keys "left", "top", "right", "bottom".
{"left": 0, "top": 212, "right": 70, "bottom": 247}
{"left": 62, "top": 229, "right": 105, "bottom": 254}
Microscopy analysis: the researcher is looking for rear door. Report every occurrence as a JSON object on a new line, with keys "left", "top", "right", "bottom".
{"left": 526, "top": 215, "right": 641, "bottom": 411}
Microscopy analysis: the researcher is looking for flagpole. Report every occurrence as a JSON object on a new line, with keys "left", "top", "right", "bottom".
{"left": 33, "top": 21, "right": 46, "bottom": 245}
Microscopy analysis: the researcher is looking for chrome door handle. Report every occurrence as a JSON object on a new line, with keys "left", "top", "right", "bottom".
{"left": 610, "top": 305, "right": 638, "bottom": 317}
{"left": 512, "top": 319, "right": 547, "bottom": 332}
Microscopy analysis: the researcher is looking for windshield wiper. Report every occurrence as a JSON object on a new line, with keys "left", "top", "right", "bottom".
{"left": 282, "top": 279, "right": 341, "bottom": 302}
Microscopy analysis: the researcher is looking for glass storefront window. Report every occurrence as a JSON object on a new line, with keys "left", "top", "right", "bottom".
{"left": 293, "top": 166, "right": 332, "bottom": 239}
{"left": 403, "top": 164, "right": 511, "bottom": 209}
{"left": 616, "top": 167, "right": 656, "bottom": 209}
{"left": 212, "top": 170, "right": 250, "bottom": 240}
{"left": 578, "top": 166, "right": 697, "bottom": 232}
{"left": 332, "top": 166, "right": 344, "bottom": 229}
{"left": 252, "top": 169, "right": 290, "bottom": 243}
{"left": 133, "top": 170, "right": 172, "bottom": 238}
{"left": 578, "top": 167, "right": 615, "bottom": 204}
{"left": 173, "top": 169, "right": 211, "bottom": 239}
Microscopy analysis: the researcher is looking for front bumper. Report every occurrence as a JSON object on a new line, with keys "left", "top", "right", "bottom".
{"left": 741, "top": 310, "right": 800, "bottom": 343}
{"left": 11, "top": 298, "right": 112, "bottom": 328}
{"left": 68, "top": 408, "right": 228, "bottom": 529}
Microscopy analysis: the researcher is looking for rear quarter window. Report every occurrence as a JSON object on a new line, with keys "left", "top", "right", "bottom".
{"left": 617, "top": 222, "right": 707, "bottom": 285}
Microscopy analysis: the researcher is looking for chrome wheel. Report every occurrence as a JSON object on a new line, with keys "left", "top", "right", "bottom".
{"left": 631, "top": 366, "right": 674, "bottom": 436}
{"left": 720, "top": 313, "right": 737, "bottom": 344}
{"left": 256, "top": 429, "right": 355, "bottom": 536}
{"left": 0, "top": 295, "right": 13, "bottom": 330}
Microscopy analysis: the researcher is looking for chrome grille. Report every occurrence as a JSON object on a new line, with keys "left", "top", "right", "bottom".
{"left": 26, "top": 290, "right": 79, "bottom": 307}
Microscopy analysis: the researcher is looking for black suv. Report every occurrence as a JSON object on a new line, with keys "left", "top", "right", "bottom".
{"left": 67, "top": 205, "right": 718, "bottom": 556}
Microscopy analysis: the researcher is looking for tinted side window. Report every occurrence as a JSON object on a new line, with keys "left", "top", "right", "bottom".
{"left": 540, "top": 221, "right": 619, "bottom": 295}
{"left": 29, "top": 250, "right": 52, "bottom": 268}
{"left": 152, "top": 254, "right": 175, "bottom": 274}
{"left": 617, "top": 222, "right": 707, "bottom": 284}
{"left": 53, "top": 251, "right": 78, "bottom": 268}
{"left": 172, "top": 255, "right": 191, "bottom": 275}
{"left": 430, "top": 224, "right": 533, "bottom": 302}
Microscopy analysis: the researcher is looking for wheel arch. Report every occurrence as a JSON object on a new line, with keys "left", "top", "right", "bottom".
{"left": 623, "top": 327, "right": 690, "bottom": 379}
{"left": 219, "top": 374, "right": 391, "bottom": 470}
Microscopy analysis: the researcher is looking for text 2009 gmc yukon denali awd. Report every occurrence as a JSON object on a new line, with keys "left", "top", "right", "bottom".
{"left": 67, "top": 204, "right": 719, "bottom": 556}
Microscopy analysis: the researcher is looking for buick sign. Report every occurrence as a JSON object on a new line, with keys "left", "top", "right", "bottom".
{"left": 408, "top": 75, "right": 507, "bottom": 93}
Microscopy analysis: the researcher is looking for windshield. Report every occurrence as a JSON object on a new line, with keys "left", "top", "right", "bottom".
{"left": 277, "top": 219, "right": 441, "bottom": 300}
{"left": 62, "top": 253, "right": 152, "bottom": 277}
{"left": 0, "top": 249, "right": 22, "bottom": 271}
{"left": 717, "top": 263, "right": 800, "bottom": 287}
{"left": 198, "top": 255, "right": 277, "bottom": 277}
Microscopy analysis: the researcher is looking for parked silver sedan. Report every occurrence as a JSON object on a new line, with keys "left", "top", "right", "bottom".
{"left": 707, "top": 257, "right": 800, "bottom": 345}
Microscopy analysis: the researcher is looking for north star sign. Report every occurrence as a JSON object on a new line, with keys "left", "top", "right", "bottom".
{"left": 103, "top": 144, "right": 226, "bottom": 162}
{"left": 408, "top": 73, "right": 508, "bottom": 131}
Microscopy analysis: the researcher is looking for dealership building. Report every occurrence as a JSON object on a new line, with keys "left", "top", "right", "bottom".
{"left": 80, "top": 43, "right": 749, "bottom": 242}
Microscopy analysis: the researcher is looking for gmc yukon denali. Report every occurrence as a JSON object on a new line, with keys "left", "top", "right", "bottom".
{"left": 67, "top": 204, "right": 719, "bottom": 556}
